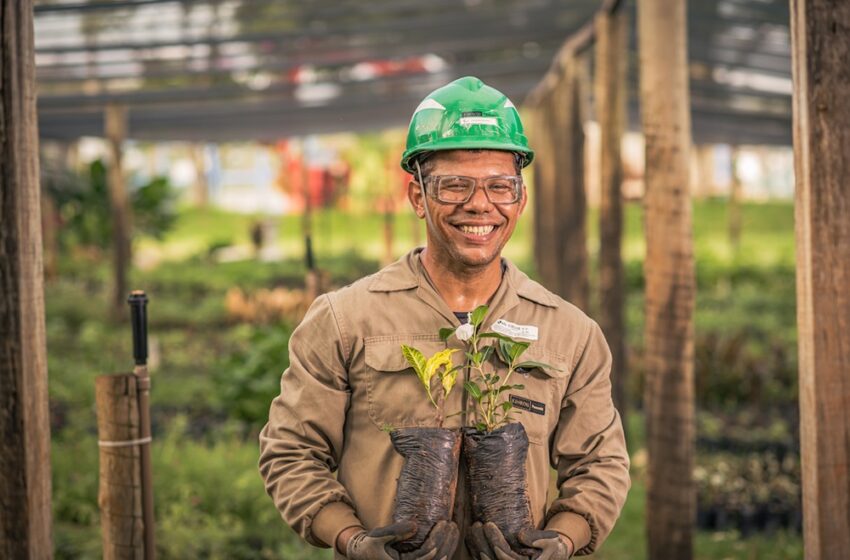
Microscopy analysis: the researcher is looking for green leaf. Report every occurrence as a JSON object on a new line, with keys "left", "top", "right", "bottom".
{"left": 475, "top": 422, "right": 488, "bottom": 432}
{"left": 514, "top": 360, "right": 561, "bottom": 372}
{"left": 439, "top": 327, "right": 457, "bottom": 341}
{"left": 470, "top": 305, "right": 488, "bottom": 327}
{"left": 498, "top": 339, "right": 512, "bottom": 364}
{"left": 508, "top": 341, "right": 530, "bottom": 362}
{"left": 513, "top": 384, "right": 525, "bottom": 390}
{"left": 501, "top": 401, "right": 513, "bottom": 412}
{"left": 479, "top": 332, "right": 515, "bottom": 342}
{"left": 480, "top": 345, "right": 495, "bottom": 363}
{"left": 400, "top": 345, "right": 426, "bottom": 379}
{"left": 464, "top": 381, "right": 482, "bottom": 401}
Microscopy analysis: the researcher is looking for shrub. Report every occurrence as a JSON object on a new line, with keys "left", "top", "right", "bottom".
{"left": 217, "top": 324, "right": 293, "bottom": 425}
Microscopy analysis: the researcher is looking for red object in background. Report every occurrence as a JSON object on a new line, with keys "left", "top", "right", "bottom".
{"left": 274, "top": 139, "right": 350, "bottom": 211}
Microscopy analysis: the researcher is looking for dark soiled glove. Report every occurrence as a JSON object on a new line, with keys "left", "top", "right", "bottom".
{"left": 466, "top": 522, "right": 525, "bottom": 560}
{"left": 347, "top": 520, "right": 460, "bottom": 560}
{"left": 517, "top": 528, "right": 573, "bottom": 560}
{"left": 400, "top": 520, "right": 460, "bottom": 560}
{"left": 466, "top": 522, "right": 573, "bottom": 560}
{"left": 346, "top": 521, "right": 417, "bottom": 560}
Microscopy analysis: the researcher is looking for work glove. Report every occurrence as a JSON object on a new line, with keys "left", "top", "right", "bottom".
{"left": 347, "top": 520, "right": 460, "bottom": 560}
{"left": 346, "top": 521, "right": 417, "bottom": 560}
{"left": 516, "top": 528, "right": 573, "bottom": 560}
{"left": 466, "top": 522, "right": 573, "bottom": 560}
{"left": 401, "top": 520, "right": 460, "bottom": 560}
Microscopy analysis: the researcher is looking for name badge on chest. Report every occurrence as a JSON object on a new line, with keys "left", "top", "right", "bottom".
{"left": 491, "top": 318, "right": 539, "bottom": 341}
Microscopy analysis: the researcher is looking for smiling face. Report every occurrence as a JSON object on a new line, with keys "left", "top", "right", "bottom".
{"left": 408, "top": 149, "right": 527, "bottom": 272}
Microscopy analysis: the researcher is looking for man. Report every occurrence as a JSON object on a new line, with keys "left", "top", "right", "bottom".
{"left": 259, "top": 76, "right": 630, "bottom": 559}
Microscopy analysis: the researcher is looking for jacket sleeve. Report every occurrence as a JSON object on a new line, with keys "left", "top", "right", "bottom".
{"left": 258, "top": 294, "right": 363, "bottom": 549}
{"left": 544, "top": 319, "right": 631, "bottom": 556}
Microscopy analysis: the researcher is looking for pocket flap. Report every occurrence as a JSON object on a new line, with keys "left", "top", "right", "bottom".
{"left": 365, "top": 335, "right": 446, "bottom": 372}
{"left": 513, "top": 345, "right": 569, "bottom": 378}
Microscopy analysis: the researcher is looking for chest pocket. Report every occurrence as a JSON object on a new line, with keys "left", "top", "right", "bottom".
{"left": 364, "top": 335, "right": 448, "bottom": 430}
{"left": 502, "top": 345, "right": 570, "bottom": 445}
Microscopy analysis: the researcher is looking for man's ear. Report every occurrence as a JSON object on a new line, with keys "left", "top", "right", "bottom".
{"left": 408, "top": 180, "right": 426, "bottom": 219}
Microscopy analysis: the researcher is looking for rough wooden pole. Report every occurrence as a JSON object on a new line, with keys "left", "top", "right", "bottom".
{"left": 532, "top": 96, "right": 559, "bottom": 289}
{"left": 728, "top": 147, "right": 743, "bottom": 252}
{"left": 189, "top": 144, "right": 208, "bottom": 207}
{"left": 0, "top": 0, "right": 54, "bottom": 557}
{"left": 554, "top": 55, "right": 589, "bottom": 310}
{"left": 638, "top": 0, "right": 696, "bottom": 558}
{"left": 105, "top": 104, "right": 132, "bottom": 318}
{"left": 95, "top": 374, "right": 144, "bottom": 559}
{"left": 790, "top": 1, "right": 850, "bottom": 558}
{"left": 595, "top": 7, "right": 629, "bottom": 425}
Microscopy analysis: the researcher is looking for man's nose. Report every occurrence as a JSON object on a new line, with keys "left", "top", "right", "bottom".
{"left": 462, "top": 184, "right": 493, "bottom": 210}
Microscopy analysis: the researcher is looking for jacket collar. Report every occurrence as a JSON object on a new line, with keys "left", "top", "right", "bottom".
{"left": 368, "top": 248, "right": 559, "bottom": 309}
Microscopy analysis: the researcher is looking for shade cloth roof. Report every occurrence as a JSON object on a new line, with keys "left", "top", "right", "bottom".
{"left": 33, "top": 0, "right": 792, "bottom": 145}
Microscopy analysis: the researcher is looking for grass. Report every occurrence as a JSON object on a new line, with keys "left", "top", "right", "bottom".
{"left": 47, "top": 198, "right": 801, "bottom": 558}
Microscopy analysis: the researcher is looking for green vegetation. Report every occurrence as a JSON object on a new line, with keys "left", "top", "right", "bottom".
{"left": 48, "top": 199, "right": 799, "bottom": 558}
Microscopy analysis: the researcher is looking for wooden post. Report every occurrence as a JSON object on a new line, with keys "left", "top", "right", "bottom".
{"left": 790, "top": 1, "right": 850, "bottom": 558}
{"left": 95, "top": 374, "right": 145, "bottom": 559}
{"left": 694, "top": 145, "right": 715, "bottom": 198}
{"left": 530, "top": 54, "right": 590, "bottom": 310}
{"left": 189, "top": 144, "right": 208, "bottom": 207}
{"left": 554, "top": 54, "right": 590, "bottom": 310}
{"left": 531, "top": 97, "right": 559, "bottom": 290}
{"left": 105, "top": 104, "right": 132, "bottom": 318}
{"left": 638, "top": 0, "right": 696, "bottom": 558}
{"left": 728, "top": 147, "right": 743, "bottom": 252}
{"left": 595, "top": 7, "right": 629, "bottom": 426}
{"left": 0, "top": 0, "right": 54, "bottom": 556}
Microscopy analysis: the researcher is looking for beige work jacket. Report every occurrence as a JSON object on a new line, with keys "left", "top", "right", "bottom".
{"left": 259, "top": 249, "right": 630, "bottom": 558}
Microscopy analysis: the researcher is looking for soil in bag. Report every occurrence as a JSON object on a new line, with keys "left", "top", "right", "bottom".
{"left": 463, "top": 422, "right": 536, "bottom": 557}
{"left": 389, "top": 427, "right": 462, "bottom": 552}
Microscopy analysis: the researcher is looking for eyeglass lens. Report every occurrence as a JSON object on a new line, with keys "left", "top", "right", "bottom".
{"left": 434, "top": 176, "right": 520, "bottom": 203}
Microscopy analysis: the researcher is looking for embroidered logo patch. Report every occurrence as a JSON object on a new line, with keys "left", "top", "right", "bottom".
{"left": 510, "top": 394, "right": 546, "bottom": 416}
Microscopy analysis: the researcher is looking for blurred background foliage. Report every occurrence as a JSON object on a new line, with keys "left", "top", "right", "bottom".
{"left": 43, "top": 145, "right": 799, "bottom": 558}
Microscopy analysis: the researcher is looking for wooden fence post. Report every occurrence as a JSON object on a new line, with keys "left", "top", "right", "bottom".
{"left": 554, "top": 54, "right": 589, "bottom": 310}
{"left": 105, "top": 104, "right": 132, "bottom": 318}
{"left": 790, "top": 1, "right": 850, "bottom": 558}
{"left": 595, "top": 6, "right": 629, "bottom": 425}
{"left": 0, "top": 0, "right": 54, "bottom": 556}
{"left": 95, "top": 375, "right": 145, "bottom": 559}
{"left": 638, "top": 0, "right": 696, "bottom": 557}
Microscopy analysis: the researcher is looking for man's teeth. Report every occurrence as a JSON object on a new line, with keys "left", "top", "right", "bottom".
{"left": 459, "top": 225, "right": 495, "bottom": 235}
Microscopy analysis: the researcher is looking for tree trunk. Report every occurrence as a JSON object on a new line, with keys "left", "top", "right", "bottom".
{"left": 595, "top": 7, "right": 629, "bottom": 430}
{"left": 638, "top": 0, "right": 696, "bottom": 558}
{"left": 105, "top": 104, "right": 132, "bottom": 318}
{"left": 790, "top": 1, "right": 850, "bottom": 558}
{"left": 0, "top": 0, "right": 54, "bottom": 556}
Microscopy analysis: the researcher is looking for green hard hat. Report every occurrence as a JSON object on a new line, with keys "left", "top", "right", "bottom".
{"left": 400, "top": 76, "right": 534, "bottom": 173}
